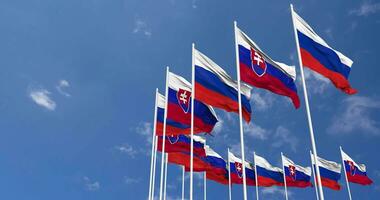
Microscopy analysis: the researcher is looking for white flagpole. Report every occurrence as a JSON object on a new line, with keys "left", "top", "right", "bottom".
{"left": 228, "top": 148, "right": 232, "bottom": 200}
{"left": 340, "top": 146, "right": 353, "bottom": 200}
{"left": 290, "top": 4, "right": 324, "bottom": 200}
{"left": 159, "top": 67, "right": 170, "bottom": 200}
{"left": 204, "top": 172, "right": 207, "bottom": 200}
{"left": 310, "top": 151, "right": 320, "bottom": 200}
{"left": 149, "top": 89, "right": 159, "bottom": 200}
{"left": 182, "top": 166, "right": 185, "bottom": 200}
{"left": 233, "top": 20, "right": 248, "bottom": 200}
{"left": 164, "top": 153, "right": 168, "bottom": 200}
{"left": 151, "top": 135, "right": 158, "bottom": 200}
{"left": 281, "top": 153, "right": 289, "bottom": 200}
{"left": 253, "top": 152, "right": 259, "bottom": 200}
{"left": 190, "top": 43, "right": 195, "bottom": 200}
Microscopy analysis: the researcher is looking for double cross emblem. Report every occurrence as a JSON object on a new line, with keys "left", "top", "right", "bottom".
{"left": 250, "top": 47, "right": 267, "bottom": 77}
{"left": 177, "top": 88, "right": 191, "bottom": 113}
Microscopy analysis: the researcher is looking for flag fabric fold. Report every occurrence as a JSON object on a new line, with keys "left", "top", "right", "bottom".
{"left": 236, "top": 27, "right": 300, "bottom": 108}
{"left": 194, "top": 48, "right": 252, "bottom": 122}
{"left": 228, "top": 152, "right": 256, "bottom": 186}
{"left": 311, "top": 153, "right": 342, "bottom": 190}
{"left": 204, "top": 146, "right": 229, "bottom": 185}
{"left": 159, "top": 72, "right": 218, "bottom": 136}
{"left": 156, "top": 92, "right": 192, "bottom": 135}
{"left": 341, "top": 149, "right": 373, "bottom": 185}
{"left": 157, "top": 135, "right": 206, "bottom": 157}
{"left": 282, "top": 155, "right": 312, "bottom": 188}
{"left": 255, "top": 154, "right": 284, "bottom": 187}
{"left": 292, "top": 10, "right": 357, "bottom": 94}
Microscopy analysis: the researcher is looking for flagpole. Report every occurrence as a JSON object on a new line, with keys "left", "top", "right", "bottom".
{"left": 204, "top": 171, "right": 207, "bottom": 200}
{"left": 340, "top": 146, "right": 353, "bottom": 200}
{"left": 204, "top": 140, "right": 207, "bottom": 200}
{"left": 310, "top": 151, "right": 320, "bottom": 200}
{"left": 151, "top": 135, "right": 158, "bottom": 200}
{"left": 164, "top": 153, "right": 168, "bottom": 200}
{"left": 290, "top": 4, "right": 324, "bottom": 200}
{"left": 159, "top": 67, "right": 170, "bottom": 200}
{"left": 228, "top": 148, "right": 232, "bottom": 200}
{"left": 149, "top": 89, "right": 159, "bottom": 200}
{"left": 253, "top": 152, "right": 259, "bottom": 200}
{"left": 233, "top": 20, "right": 248, "bottom": 200}
{"left": 281, "top": 153, "right": 289, "bottom": 200}
{"left": 182, "top": 166, "right": 185, "bottom": 200}
{"left": 190, "top": 43, "right": 196, "bottom": 200}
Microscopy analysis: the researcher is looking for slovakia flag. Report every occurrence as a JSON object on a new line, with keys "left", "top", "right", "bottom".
{"left": 282, "top": 155, "right": 312, "bottom": 188}
{"left": 157, "top": 135, "right": 206, "bottom": 157}
{"left": 168, "top": 151, "right": 209, "bottom": 172}
{"left": 236, "top": 27, "right": 300, "bottom": 109}
{"left": 341, "top": 149, "right": 373, "bottom": 185}
{"left": 156, "top": 92, "right": 193, "bottom": 135}
{"left": 311, "top": 154, "right": 342, "bottom": 190}
{"left": 228, "top": 151, "right": 256, "bottom": 186}
{"left": 204, "top": 146, "right": 229, "bottom": 185}
{"left": 165, "top": 72, "right": 218, "bottom": 136}
{"left": 194, "top": 48, "right": 252, "bottom": 122}
{"left": 255, "top": 154, "right": 284, "bottom": 187}
{"left": 292, "top": 10, "right": 357, "bottom": 94}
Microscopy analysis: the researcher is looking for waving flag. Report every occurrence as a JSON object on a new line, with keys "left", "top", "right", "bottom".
{"left": 164, "top": 72, "right": 218, "bottom": 136}
{"left": 228, "top": 151, "right": 256, "bottom": 186}
{"left": 156, "top": 92, "right": 193, "bottom": 135}
{"left": 194, "top": 48, "right": 252, "bottom": 122}
{"left": 282, "top": 155, "right": 312, "bottom": 188}
{"left": 168, "top": 151, "right": 209, "bottom": 172}
{"left": 255, "top": 154, "right": 284, "bottom": 187}
{"left": 157, "top": 135, "right": 206, "bottom": 157}
{"left": 341, "top": 149, "right": 373, "bottom": 185}
{"left": 311, "top": 153, "right": 342, "bottom": 190}
{"left": 292, "top": 10, "right": 357, "bottom": 94}
{"left": 236, "top": 27, "right": 300, "bottom": 108}
{"left": 204, "top": 146, "right": 229, "bottom": 185}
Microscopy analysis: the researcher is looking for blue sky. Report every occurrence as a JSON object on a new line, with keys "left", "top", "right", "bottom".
{"left": 0, "top": 0, "right": 379, "bottom": 199}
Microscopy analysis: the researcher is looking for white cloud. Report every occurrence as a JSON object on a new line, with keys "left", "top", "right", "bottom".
{"left": 191, "top": 0, "right": 198, "bottom": 9}
{"left": 350, "top": 1, "right": 380, "bottom": 16}
{"left": 29, "top": 88, "right": 56, "bottom": 111}
{"left": 251, "top": 92, "right": 274, "bottom": 111}
{"left": 136, "top": 122, "right": 153, "bottom": 143}
{"left": 83, "top": 176, "right": 100, "bottom": 191}
{"left": 114, "top": 143, "right": 138, "bottom": 158}
{"left": 133, "top": 19, "right": 152, "bottom": 37}
{"left": 324, "top": 27, "right": 333, "bottom": 39}
{"left": 56, "top": 79, "right": 71, "bottom": 97}
{"left": 244, "top": 123, "right": 270, "bottom": 140}
{"left": 328, "top": 96, "right": 380, "bottom": 135}
{"left": 124, "top": 177, "right": 141, "bottom": 184}
{"left": 271, "top": 126, "right": 298, "bottom": 152}
{"left": 212, "top": 117, "right": 224, "bottom": 135}
{"left": 261, "top": 187, "right": 292, "bottom": 197}
{"left": 302, "top": 68, "right": 330, "bottom": 94}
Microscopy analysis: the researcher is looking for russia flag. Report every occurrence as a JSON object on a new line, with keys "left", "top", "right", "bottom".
{"left": 228, "top": 151, "right": 256, "bottom": 186}
{"left": 194, "top": 48, "right": 252, "bottom": 122}
{"left": 157, "top": 135, "right": 206, "bottom": 157}
{"left": 165, "top": 72, "right": 218, "bottom": 136}
{"left": 282, "top": 155, "right": 312, "bottom": 188}
{"left": 341, "top": 149, "right": 373, "bottom": 185}
{"left": 204, "top": 146, "right": 229, "bottom": 185}
{"left": 292, "top": 10, "right": 357, "bottom": 94}
{"left": 311, "top": 154, "right": 342, "bottom": 190}
{"left": 236, "top": 27, "right": 300, "bottom": 109}
{"left": 255, "top": 154, "right": 284, "bottom": 187}
{"left": 155, "top": 92, "right": 193, "bottom": 135}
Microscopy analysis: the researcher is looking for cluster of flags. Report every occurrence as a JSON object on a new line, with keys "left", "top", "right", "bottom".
{"left": 147, "top": 4, "right": 372, "bottom": 200}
